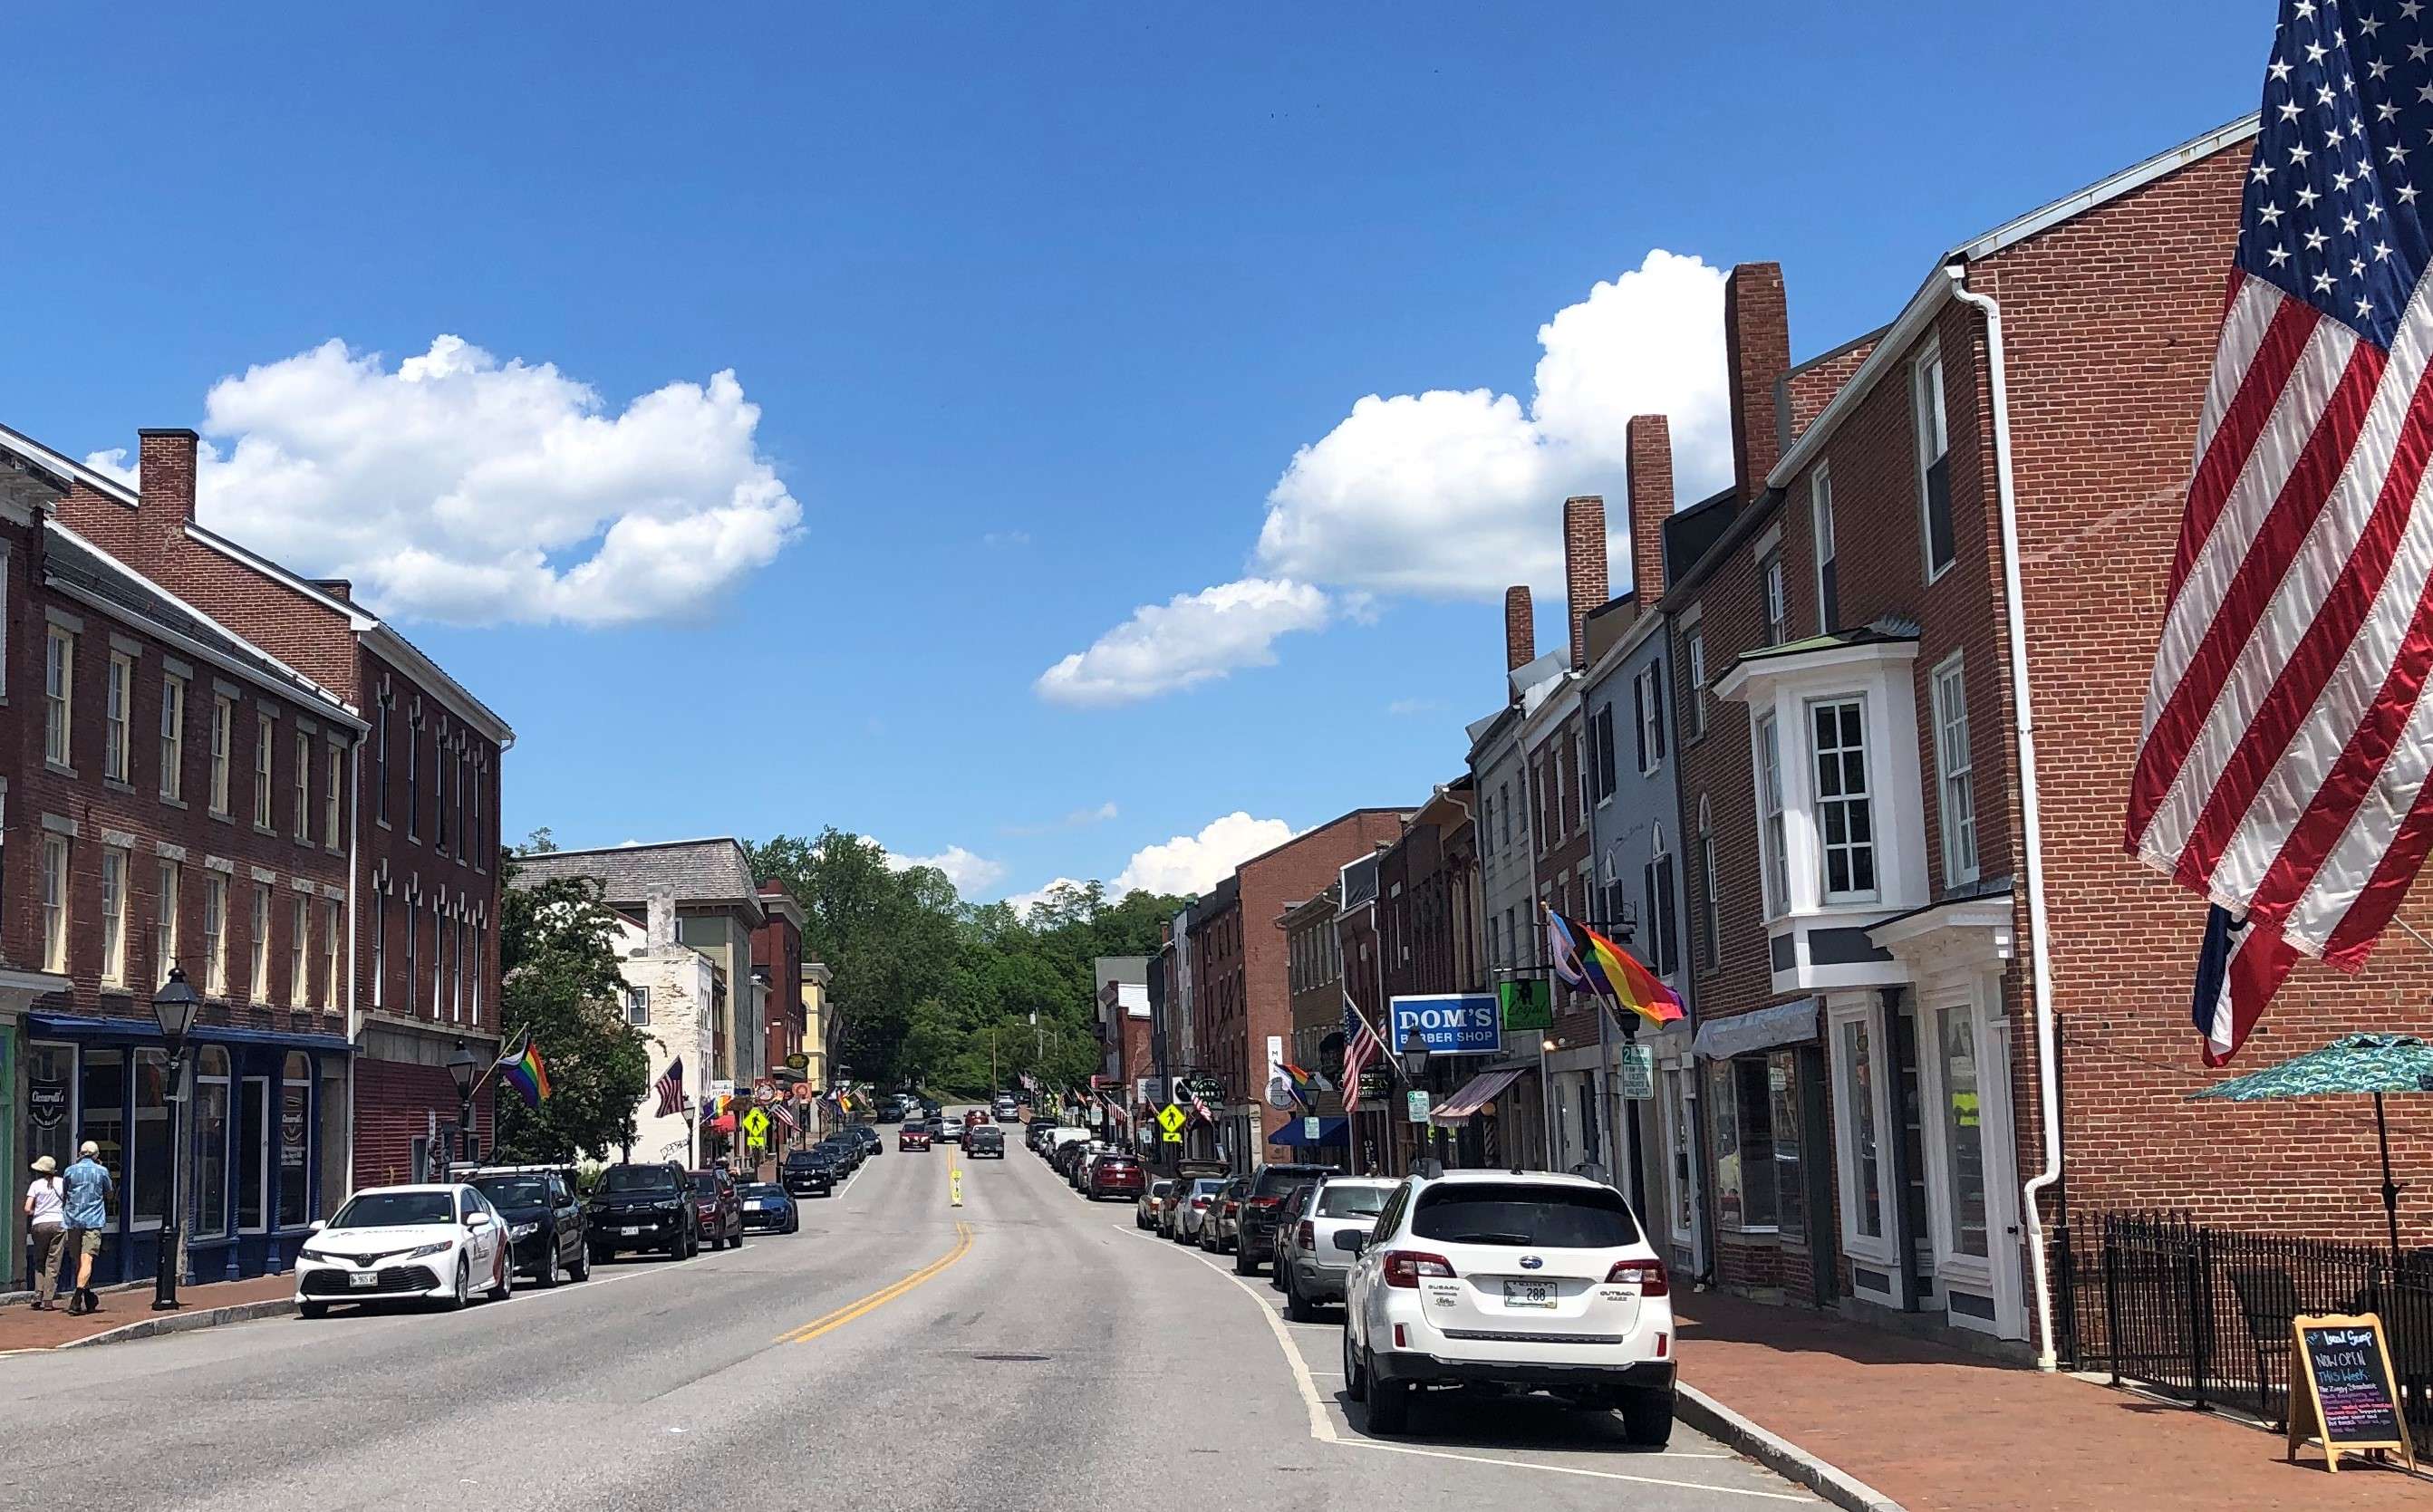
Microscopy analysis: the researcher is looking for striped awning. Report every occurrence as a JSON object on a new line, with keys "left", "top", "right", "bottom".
{"left": 1431, "top": 1067, "right": 1525, "bottom": 1123}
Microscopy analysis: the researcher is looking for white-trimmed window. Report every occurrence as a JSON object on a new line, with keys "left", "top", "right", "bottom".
{"left": 452, "top": 912, "right": 465, "bottom": 1021}
{"left": 435, "top": 721, "right": 449, "bottom": 854}
{"left": 1934, "top": 655, "right": 1979, "bottom": 885}
{"left": 469, "top": 915, "right": 483, "bottom": 1025}
{"left": 1831, "top": 999, "right": 1892, "bottom": 1247}
{"left": 1810, "top": 697, "right": 1878, "bottom": 900}
{"left": 1633, "top": 662, "right": 1668, "bottom": 775}
{"left": 100, "top": 846, "right": 128, "bottom": 987}
{"left": 372, "top": 884, "right": 387, "bottom": 1011}
{"left": 323, "top": 900, "right": 342, "bottom": 1011}
{"left": 324, "top": 746, "right": 342, "bottom": 847}
{"left": 155, "top": 860, "right": 180, "bottom": 987}
{"left": 250, "top": 882, "right": 272, "bottom": 1001}
{"left": 1685, "top": 621, "right": 1709, "bottom": 739}
{"left": 294, "top": 730, "right": 311, "bottom": 842}
{"left": 1916, "top": 344, "right": 1953, "bottom": 580}
{"left": 1757, "top": 714, "right": 1789, "bottom": 919}
{"left": 203, "top": 876, "right": 227, "bottom": 997}
{"left": 44, "top": 627, "right": 73, "bottom": 767}
{"left": 430, "top": 897, "right": 445, "bottom": 1019}
{"left": 626, "top": 985, "right": 651, "bottom": 1026}
{"left": 41, "top": 834, "right": 69, "bottom": 974}
{"left": 1698, "top": 795, "right": 1721, "bottom": 971}
{"left": 159, "top": 673, "right": 186, "bottom": 801}
{"left": 291, "top": 895, "right": 309, "bottom": 1006}
{"left": 194, "top": 1046, "right": 231, "bottom": 1239}
{"left": 253, "top": 717, "right": 274, "bottom": 828}
{"left": 1643, "top": 823, "right": 1678, "bottom": 979}
{"left": 209, "top": 696, "right": 234, "bottom": 815}
{"left": 1811, "top": 465, "right": 1839, "bottom": 631}
{"left": 1762, "top": 548, "right": 1789, "bottom": 647}
{"left": 1551, "top": 746, "right": 1568, "bottom": 840}
{"left": 104, "top": 650, "right": 133, "bottom": 783}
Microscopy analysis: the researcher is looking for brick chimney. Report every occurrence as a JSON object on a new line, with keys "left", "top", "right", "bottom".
{"left": 1562, "top": 495, "right": 1608, "bottom": 669}
{"left": 1723, "top": 264, "right": 1791, "bottom": 496}
{"left": 1627, "top": 415, "right": 1674, "bottom": 602}
{"left": 135, "top": 428, "right": 200, "bottom": 571}
{"left": 646, "top": 884, "right": 679, "bottom": 953}
{"left": 1503, "top": 585, "right": 1535, "bottom": 677}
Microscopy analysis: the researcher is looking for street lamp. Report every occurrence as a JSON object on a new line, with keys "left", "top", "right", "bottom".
{"left": 150, "top": 967, "right": 200, "bottom": 1312}
{"left": 446, "top": 1039, "right": 480, "bottom": 1170}
{"left": 1399, "top": 1028, "right": 1442, "bottom": 1170}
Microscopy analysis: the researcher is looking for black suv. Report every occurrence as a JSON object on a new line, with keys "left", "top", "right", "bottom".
{"left": 846, "top": 1123, "right": 883, "bottom": 1160}
{"left": 586, "top": 1161, "right": 698, "bottom": 1261}
{"left": 1234, "top": 1162, "right": 1344, "bottom": 1276}
{"left": 965, "top": 1125, "right": 1006, "bottom": 1159}
{"left": 470, "top": 1166, "right": 591, "bottom": 1286}
{"left": 784, "top": 1149, "right": 840, "bottom": 1199}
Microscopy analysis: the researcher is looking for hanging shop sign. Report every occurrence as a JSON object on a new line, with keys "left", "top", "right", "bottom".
{"left": 1498, "top": 978, "right": 1552, "bottom": 1033}
{"left": 28, "top": 1077, "right": 67, "bottom": 1131}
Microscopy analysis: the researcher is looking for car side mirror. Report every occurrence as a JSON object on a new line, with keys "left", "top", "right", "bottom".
{"left": 307, "top": 1218, "right": 327, "bottom": 1234}
{"left": 467, "top": 1212, "right": 492, "bottom": 1229}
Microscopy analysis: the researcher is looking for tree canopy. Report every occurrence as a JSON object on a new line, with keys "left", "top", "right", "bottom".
{"left": 490, "top": 852, "right": 652, "bottom": 1162}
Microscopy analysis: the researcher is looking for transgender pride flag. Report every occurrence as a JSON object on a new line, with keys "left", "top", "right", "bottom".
{"left": 1545, "top": 904, "right": 1685, "bottom": 1030}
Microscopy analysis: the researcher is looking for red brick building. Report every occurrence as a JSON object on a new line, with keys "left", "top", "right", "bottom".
{"left": 752, "top": 879, "right": 806, "bottom": 1078}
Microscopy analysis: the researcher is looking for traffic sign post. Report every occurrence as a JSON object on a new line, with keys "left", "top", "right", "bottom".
{"left": 740, "top": 1106, "right": 772, "bottom": 1142}
{"left": 1156, "top": 1103, "right": 1186, "bottom": 1136}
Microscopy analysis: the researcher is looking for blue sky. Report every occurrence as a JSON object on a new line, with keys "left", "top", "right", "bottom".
{"left": 2, "top": 2, "right": 2268, "bottom": 904}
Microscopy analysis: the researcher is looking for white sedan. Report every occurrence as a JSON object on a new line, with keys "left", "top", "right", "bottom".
{"left": 294, "top": 1183, "right": 515, "bottom": 1316}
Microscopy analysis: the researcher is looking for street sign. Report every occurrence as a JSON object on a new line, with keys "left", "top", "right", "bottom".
{"left": 1498, "top": 978, "right": 1553, "bottom": 1032}
{"left": 785, "top": 1051, "right": 809, "bottom": 1072}
{"left": 740, "top": 1106, "right": 772, "bottom": 1141}
{"left": 1303, "top": 1116, "right": 1322, "bottom": 1140}
{"left": 1156, "top": 1103, "right": 1186, "bottom": 1136}
{"left": 1618, "top": 1044, "right": 1656, "bottom": 1100}
{"left": 1391, "top": 993, "right": 1501, "bottom": 1056}
{"left": 1162, "top": 1127, "right": 1183, "bottom": 1143}
{"left": 709, "top": 1078, "right": 736, "bottom": 1100}
{"left": 1405, "top": 1090, "right": 1432, "bottom": 1124}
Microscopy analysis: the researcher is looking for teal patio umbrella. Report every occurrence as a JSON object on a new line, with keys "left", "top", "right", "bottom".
{"left": 2190, "top": 1034, "right": 2433, "bottom": 1262}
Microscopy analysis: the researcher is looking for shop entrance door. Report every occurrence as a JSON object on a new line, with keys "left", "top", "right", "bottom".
{"left": 237, "top": 1077, "right": 270, "bottom": 1235}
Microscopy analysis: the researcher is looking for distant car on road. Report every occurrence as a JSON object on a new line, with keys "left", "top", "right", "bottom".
{"left": 1087, "top": 1152, "right": 1145, "bottom": 1201}
{"left": 296, "top": 1182, "right": 515, "bottom": 1315}
{"left": 1171, "top": 1177, "right": 1227, "bottom": 1243}
{"left": 783, "top": 1149, "right": 840, "bottom": 1199}
{"left": 993, "top": 1095, "right": 1020, "bottom": 1122}
{"left": 688, "top": 1168, "right": 746, "bottom": 1251}
{"left": 899, "top": 1123, "right": 933, "bottom": 1151}
{"left": 469, "top": 1167, "right": 591, "bottom": 1287}
{"left": 965, "top": 1125, "right": 1006, "bottom": 1159}
{"left": 1275, "top": 1175, "right": 1394, "bottom": 1319}
{"left": 587, "top": 1161, "right": 699, "bottom": 1262}
{"left": 738, "top": 1181, "right": 798, "bottom": 1234}
{"left": 1233, "top": 1162, "right": 1346, "bottom": 1276}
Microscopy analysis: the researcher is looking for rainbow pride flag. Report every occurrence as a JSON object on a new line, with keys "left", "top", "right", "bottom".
{"left": 1279, "top": 1061, "right": 1329, "bottom": 1103}
{"left": 498, "top": 1035, "right": 552, "bottom": 1107}
{"left": 1545, "top": 905, "right": 1685, "bottom": 1029}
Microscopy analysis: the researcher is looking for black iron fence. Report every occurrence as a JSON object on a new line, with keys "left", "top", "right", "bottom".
{"left": 2057, "top": 1210, "right": 2433, "bottom": 1451}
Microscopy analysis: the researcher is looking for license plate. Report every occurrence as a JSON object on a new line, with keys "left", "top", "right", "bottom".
{"left": 1502, "top": 1279, "right": 1556, "bottom": 1308}
{"left": 348, "top": 1271, "right": 378, "bottom": 1288}
{"left": 621, "top": 1226, "right": 642, "bottom": 1236}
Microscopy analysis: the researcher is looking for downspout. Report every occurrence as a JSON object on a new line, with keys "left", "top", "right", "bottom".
{"left": 344, "top": 731, "right": 362, "bottom": 1199}
{"left": 1947, "top": 265, "right": 2064, "bottom": 1370}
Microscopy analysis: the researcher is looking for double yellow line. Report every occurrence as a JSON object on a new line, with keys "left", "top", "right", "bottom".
{"left": 774, "top": 1221, "right": 974, "bottom": 1344}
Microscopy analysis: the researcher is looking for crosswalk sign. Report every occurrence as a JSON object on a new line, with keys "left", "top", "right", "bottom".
{"left": 1156, "top": 1103, "right": 1186, "bottom": 1135}
{"left": 741, "top": 1106, "right": 771, "bottom": 1141}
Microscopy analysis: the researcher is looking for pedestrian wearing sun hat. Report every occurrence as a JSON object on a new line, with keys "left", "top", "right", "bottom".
{"left": 23, "top": 1155, "right": 65, "bottom": 1310}
{"left": 60, "top": 1141, "right": 113, "bottom": 1315}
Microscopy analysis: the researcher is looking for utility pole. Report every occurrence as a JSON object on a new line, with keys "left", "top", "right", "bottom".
{"left": 990, "top": 1026, "right": 999, "bottom": 1093}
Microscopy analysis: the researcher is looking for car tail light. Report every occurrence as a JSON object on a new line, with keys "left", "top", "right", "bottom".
{"left": 1248, "top": 1195, "right": 1281, "bottom": 1209}
{"left": 1382, "top": 1250, "right": 1455, "bottom": 1288}
{"left": 1296, "top": 1220, "right": 1315, "bottom": 1250}
{"left": 1655, "top": 1332, "right": 1670, "bottom": 1358}
{"left": 1605, "top": 1258, "right": 1671, "bottom": 1296}
{"left": 1192, "top": 1197, "right": 1210, "bottom": 1209}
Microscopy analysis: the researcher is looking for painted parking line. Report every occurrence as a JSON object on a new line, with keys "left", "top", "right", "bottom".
{"left": 775, "top": 1220, "right": 973, "bottom": 1345}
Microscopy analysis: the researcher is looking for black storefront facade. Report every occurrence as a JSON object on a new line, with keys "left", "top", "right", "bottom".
{"left": 20, "top": 1013, "right": 350, "bottom": 1287}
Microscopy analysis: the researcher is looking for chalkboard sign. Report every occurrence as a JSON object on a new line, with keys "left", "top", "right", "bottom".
{"left": 2289, "top": 1313, "right": 2418, "bottom": 1473}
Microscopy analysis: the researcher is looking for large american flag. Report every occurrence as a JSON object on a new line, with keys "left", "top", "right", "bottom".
{"left": 1339, "top": 987, "right": 1383, "bottom": 1112}
{"left": 654, "top": 1057, "right": 688, "bottom": 1119}
{"left": 2128, "top": 0, "right": 2433, "bottom": 1064}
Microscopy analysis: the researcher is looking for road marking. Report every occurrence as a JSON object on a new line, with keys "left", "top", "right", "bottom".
{"left": 774, "top": 1221, "right": 972, "bottom": 1344}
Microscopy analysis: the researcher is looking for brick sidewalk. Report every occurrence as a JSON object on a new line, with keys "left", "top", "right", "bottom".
{"left": 0, "top": 1273, "right": 294, "bottom": 1353}
{"left": 1676, "top": 1291, "right": 2429, "bottom": 1510}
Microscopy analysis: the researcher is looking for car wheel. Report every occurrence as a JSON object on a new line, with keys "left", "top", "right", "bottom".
{"left": 443, "top": 1257, "right": 470, "bottom": 1311}
{"left": 1234, "top": 1245, "right": 1255, "bottom": 1276}
{"left": 488, "top": 1252, "right": 514, "bottom": 1302}
{"left": 1619, "top": 1388, "right": 1675, "bottom": 1448}
{"left": 1342, "top": 1327, "right": 1367, "bottom": 1402}
{"left": 1366, "top": 1371, "right": 1413, "bottom": 1434}
{"left": 299, "top": 1301, "right": 329, "bottom": 1319}
{"left": 1285, "top": 1270, "right": 1317, "bottom": 1323}
{"left": 571, "top": 1243, "right": 593, "bottom": 1281}
{"left": 730, "top": 1224, "right": 744, "bottom": 1250}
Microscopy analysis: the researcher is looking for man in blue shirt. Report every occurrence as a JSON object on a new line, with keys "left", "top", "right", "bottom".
{"left": 61, "top": 1141, "right": 114, "bottom": 1316}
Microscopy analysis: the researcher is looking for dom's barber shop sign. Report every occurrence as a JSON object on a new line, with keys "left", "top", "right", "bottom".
{"left": 1390, "top": 993, "right": 1501, "bottom": 1056}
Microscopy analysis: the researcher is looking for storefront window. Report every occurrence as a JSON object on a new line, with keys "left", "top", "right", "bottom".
{"left": 131, "top": 1048, "right": 169, "bottom": 1227}
{"left": 319, "top": 1062, "right": 347, "bottom": 1218}
{"left": 237, "top": 1077, "right": 266, "bottom": 1232}
{"left": 1769, "top": 1049, "right": 1805, "bottom": 1240}
{"left": 1939, "top": 1009, "right": 1989, "bottom": 1257}
{"left": 278, "top": 1052, "right": 312, "bottom": 1228}
{"left": 26, "top": 1042, "right": 75, "bottom": 1173}
{"left": 194, "top": 1047, "right": 230, "bottom": 1239}
{"left": 81, "top": 1048, "right": 126, "bottom": 1190}
{"left": 1710, "top": 1057, "right": 1781, "bottom": 1232}
{"left": 1839, "top": 1018, "right": 1883, "bottom": 1239}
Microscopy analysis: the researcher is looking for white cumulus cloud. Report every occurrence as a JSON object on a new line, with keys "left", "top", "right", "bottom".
{"left": 1114, "top": 812, "right": 1299, "bottom": 897}
{"left": 1001, "top": 877, "right": 1092, "bottom": 918}
{"left": 89, "top": 333, "right": 803, "bottom": 627}
{"left": 1035, "top": 578, "right": 1332, "bottom": 707}
{"left": 883, "top": 843, "right": 1008, "bottom": 895}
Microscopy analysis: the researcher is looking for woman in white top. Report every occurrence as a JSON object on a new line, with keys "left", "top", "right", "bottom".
{"left": 24, "top": 1155, "right": 66, "bottom": 1311}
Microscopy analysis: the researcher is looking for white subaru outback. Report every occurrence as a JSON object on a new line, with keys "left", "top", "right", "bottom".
{"left": 1340, "top": 1167, "right": 1675, "bottom": 1441}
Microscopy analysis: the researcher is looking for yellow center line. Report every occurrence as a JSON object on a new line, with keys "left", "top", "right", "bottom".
{"left": 774, "top": 1220, "right": 973, "bottom": 1344}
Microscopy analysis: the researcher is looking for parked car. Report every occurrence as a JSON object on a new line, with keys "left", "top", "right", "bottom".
{"left": 1231, "top": 1162, "right": 1345, "bottom": 1276}
{"left": 1087, "top": 1151, "right": 1145, "bottom": 1201}
{"left": 296, "top": 1183, "right": 515, "bottom": 1315}
{"left": 965, "top": 1125, "right": 1006, "bottom": 1159}
{"left": 469, "top": 1166, "right": 591, "bottom": 1287}
{"left": 1341, "top": 1169, "right": 1675, "bottom": 1440}
{"left": 1171, "top": 1177, "right": 1227, "bottom": 1243}
{"left": 1137, "top": 1178, "right": 1178, "bottom": 1231}
{"left": 818, "top": 1135, "right": 864, "bottom": 1174}
{"left": 846, "top": 1124, "right": 884, "bottom": 1160}
{"left": 587, "top": 1161, "right": 699, "bottom": 1261}
{"left": 1067, "top": 1145, "right": 1115, "bottom": 1189}
{"left": 1202, "top": 1178, "right": 1250, "bottom": 1253}
{"left": 688, "top": 1168, "right": 746, "bottom": 1251}
{"left": 1276, "top": 1176, "right": 1394, "bottom": 1319}
{"left": 1271, "top": 1182, "right": 1318, "bottom": 1292}
{"left": 783, "top": 1149, "right": 840, "bottom": 1199}
{"left": 738, "top": 1181, "right": 798, "bottom": 1234}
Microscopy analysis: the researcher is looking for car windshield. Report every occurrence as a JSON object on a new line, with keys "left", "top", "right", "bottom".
{"left": 741, "top": 1184, "right": 781, "bottom": 1199}
{"left": 473, "top": 1178, "right": 549, "bottom": 1208}
{"left": 1412, "top": 1183, "right": 1641, "bottom": 1247}
{"left": 600, "top": 1167, "right": 679, "bottom": 1194}
{"left": 1255, "top": 1165, "right": 1342, "bottom": 1196}
{"left": 1191, "top": 1180, "right": 1226, "bottom": 1196}
{"left": 1318, "top": 1185, "right": 1389, "bottom": 1218}
{"left": 331, "top": 1190, "right": 454, "bottom": 1228}
{"left": 690, "top": 1173, "right": 721, "bottom": 1196}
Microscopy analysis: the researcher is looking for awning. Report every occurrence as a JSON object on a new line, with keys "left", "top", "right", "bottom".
{"left": 1432, "top": 1067, "right": 1525, "bottom": 1123}
{"left": 1270, "top": 1117, "right": 1349, "bottom": 1149}
{"left": 27, "top": 1012, "right": 358, "bottom": 1055}
{"left": 706, "top": 1113, "right": 738, "bottom": 1135}
{"left": 1692, "top": 998, "right": 1820, "bottom": 1062}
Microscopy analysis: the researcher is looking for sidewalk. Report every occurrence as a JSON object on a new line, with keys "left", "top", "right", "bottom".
{"left": 1676, "top": 1290, "right": 2429, "bottom": 1511}
{"left": 0, "top": 1274, "right": 294, "bottom": 1353}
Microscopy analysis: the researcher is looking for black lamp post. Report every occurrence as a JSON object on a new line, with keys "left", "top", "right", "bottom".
{"left": 1400, "top": 1028, "right": 1440, "bottom": 1169}
{"left": 150, "top": 967, "right": 200, "bottom": 1312}
{"left": 446, "top": 1039, "right": 480, "bottom": 1170}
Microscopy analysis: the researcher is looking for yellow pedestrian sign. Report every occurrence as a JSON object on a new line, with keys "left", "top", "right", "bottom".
{"left": 1157, "top": 1103, "right": 1186, "bottom": 1136}
{"left": 741, "top": 1105, "right": 772, "bottom": 1141}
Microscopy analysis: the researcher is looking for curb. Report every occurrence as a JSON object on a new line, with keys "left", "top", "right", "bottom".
{"left": 1675, "top": 1382, "right": 1909, "bottom": 1512}
{"left": 54, "top": 1296, "right": 296, "bottom": 1351}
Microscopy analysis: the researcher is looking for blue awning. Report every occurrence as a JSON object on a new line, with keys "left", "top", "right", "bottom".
{"left": 1270, "top": 1117, "right": 1349, "bottom": 1149}
{"left": 28, "top": 1012, "right": 358, "bottom": 1054}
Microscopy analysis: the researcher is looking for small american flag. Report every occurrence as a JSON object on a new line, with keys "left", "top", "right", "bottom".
{"left": 2128, "top": 0, "right": 2433, "bottom": 1064}
{"left": 654, "top": 1058, "right": 687, "bottom": 1119}
{"left": 768, "top": 1097, "right": 799, "bottom": 1133}
{"left": 1340, "top": 987, "right": 1383, "bottom": 1113}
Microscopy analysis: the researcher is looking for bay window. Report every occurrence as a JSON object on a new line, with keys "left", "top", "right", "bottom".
{"left": 1757, "top": 714, "right": 1788, "bottom": 918}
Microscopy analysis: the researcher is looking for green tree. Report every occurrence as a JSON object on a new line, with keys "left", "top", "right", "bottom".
{"left": 491, "top": 852, "right": 650, "bottom": 1161}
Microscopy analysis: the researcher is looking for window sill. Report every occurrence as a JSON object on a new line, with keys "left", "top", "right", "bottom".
{"left": 253, "top": 823, "right": 277, "bottom": 837}
{"left": 208, "top": 811, "right": 234, "bottom": 826}
{"left": 103, "top": 777, "right": 136, "bottom": 796}
{"left": 375, "top": 817, "right": 391, "bottom": 832}
{"left": 44, "top": 761, "right": 74, "bottom": 779}
{"left": 159, "top": 795, "right": 187, "bottom": 811}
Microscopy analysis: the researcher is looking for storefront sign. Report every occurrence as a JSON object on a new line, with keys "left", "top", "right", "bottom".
{"left": 1618, "top": 1044, "right": 1656, "bottom": 1101}
{"left": 1304, "top": 1116, "right": 1322, "bottom": 1140}
{"left": 1498, "top": 978, "right": 1552, "bottom": 1032}
{"left": 1136, "top": 1076, "right": 1163, "bottom": 1104}
{"left": 2292, "top": 1314, "right": 2415, "bottom": 1471}
{"left": 785, "top": 1052, "right": 809, "bottom": 1072}
{"left": 709, "top": 1078, "right": 736, "bottom": 1101}
{"left": 27, "top": 1077, "right": 66, "bottom": 1131}
{"left": 1391, "top": 993, "right": 1501, "bottom": 1056}
{"left": 1405, "top": 1090, "right": 1432, "bottom": 1124}
{"left": 281, "top": 1088, "right": 308, "bottom": 1170}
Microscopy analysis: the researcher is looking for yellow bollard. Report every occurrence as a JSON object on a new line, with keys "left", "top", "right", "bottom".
{"left": 951, "top": 1160, "right": 963, "bottom": 1208}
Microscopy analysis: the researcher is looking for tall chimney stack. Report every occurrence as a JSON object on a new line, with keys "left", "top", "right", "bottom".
{"left": 646, "top": 883, "right": 679, "bottom": 953}
{"left": 1723, "top": 264, "right": 1791, "bottom": 496}
{"left": 1562, "top": 496, "right": 1608, "bottom": 670}
{"left": 1503, "top": 586, "right": 1535, "bottom": 678}
{"left": 1626, "top": 415, "right": 1674, "bottom": 605}
{"left": 134, "top": 429, "right": 199, "bottom": 572}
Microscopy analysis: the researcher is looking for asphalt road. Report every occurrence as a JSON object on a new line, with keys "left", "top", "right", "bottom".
{"left": 0, "top": 1112, "right": 1813, "bottom": 1511}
